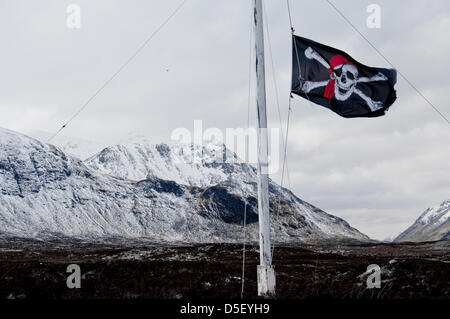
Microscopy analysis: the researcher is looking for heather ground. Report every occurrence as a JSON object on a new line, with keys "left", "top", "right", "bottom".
{"left": 0, "top": 237, "right": 448, "bottom": 299}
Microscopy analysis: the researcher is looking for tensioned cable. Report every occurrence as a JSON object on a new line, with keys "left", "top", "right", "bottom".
{"left": 325, "top": 0, "right": 449, "bottom": 125}
{"left": 286, "top": 0, "right": 295, "bottom": 32}
{"left": 271, "top": 102, "right": 292, "bottom": 259}
{"left": 241, "top": 1, "right": 255, "bottom": 299}
{"left": 47, "top": 0, "right": 189, "bottom": 142}
{"left": 240, "top": 201, "right": 247, "bottom": 299}
{"left": 263, "top": 2, "right": 292, "bottom": 190}
{"left": 262, "top": 1, "right": 293, "bottom": 259}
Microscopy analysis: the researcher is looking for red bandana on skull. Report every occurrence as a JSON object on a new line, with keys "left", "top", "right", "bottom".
{"left": 324, "top": 55, "right": 356, "bottom": 101}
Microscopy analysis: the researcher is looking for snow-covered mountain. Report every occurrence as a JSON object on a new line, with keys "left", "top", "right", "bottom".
{"left": 0, "top": 127, "right": 369, "bottom": 242}
{"left": 394, "top": 200, "right": 450, "bottom": 242}
{"left": 85, "top": 137, "right": 369, "bottom": 241}
{"left": 86, "top": 137, "right": 258, "bottom": 189}
{"left": 28, "top": 130, "right": 106, "bottom": 160}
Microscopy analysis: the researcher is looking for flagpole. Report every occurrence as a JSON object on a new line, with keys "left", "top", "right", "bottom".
{"left": 253, "top": 0, "right": 275, "bottom": 297}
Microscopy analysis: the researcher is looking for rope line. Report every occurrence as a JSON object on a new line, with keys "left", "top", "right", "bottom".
{"left": 47, "top": 0, "right": 189, "bottom": 142}
{"left": 286, "top": 0, "right": 295, "bottom": 32}
{"left": 263, "top": 3, "right": 292, "bottom": 191}
{"left": 240, "top": 200, "right": 247, "bottom": 299}
{"left": 262, "top": 1, "right": 293, "bottom": 259}
{"left": 240, "top": 1, "right": 255, "bottom": 299}
{"left": 325, "top": 0, "right": 449, "bottom": 124}
{"left": 272, "top": 101, "right": 292, "bottom": 259}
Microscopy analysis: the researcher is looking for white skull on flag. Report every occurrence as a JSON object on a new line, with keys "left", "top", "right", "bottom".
{"left": 301, "top": 47, "right": 389, "bottom": 112}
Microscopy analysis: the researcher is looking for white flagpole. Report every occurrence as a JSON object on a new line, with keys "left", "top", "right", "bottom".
{"left": 253, "top": 0, "right": 276, "bottom": 297}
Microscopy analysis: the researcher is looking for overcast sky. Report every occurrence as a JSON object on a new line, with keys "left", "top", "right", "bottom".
{"left": 0, "top": 0, "right": 449, "bottom": 240}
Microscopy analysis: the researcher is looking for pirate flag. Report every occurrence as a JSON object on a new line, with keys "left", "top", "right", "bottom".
{"left": 291, "top": 35, "right": 397, "bottom": 118}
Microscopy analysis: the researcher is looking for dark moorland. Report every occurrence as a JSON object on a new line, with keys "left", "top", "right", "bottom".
{"left": 0, "top": 237, "right": 448, "bottom": 299}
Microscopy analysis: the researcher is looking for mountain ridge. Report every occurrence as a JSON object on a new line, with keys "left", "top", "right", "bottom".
{"left": 394, "top": 200, "right": 450, "bottom": 242}
{"left": 0, "top": 127, "right": 369, "bottom": 242}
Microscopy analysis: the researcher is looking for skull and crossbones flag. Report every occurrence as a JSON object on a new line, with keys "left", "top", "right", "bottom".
{"left": 291, "top": 35, "right": 397, "bottom": 118}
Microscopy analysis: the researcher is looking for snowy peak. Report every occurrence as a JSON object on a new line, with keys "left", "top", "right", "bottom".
{"left": 0, "top": 127, "right": 90, "bottom": 197}
{"left": 86, "top": 139, "right": 256, "bottom": 189}
{"left": 416, "top": 200, "right": 450, "bottom": 226}
{"left": 84, "top": 139, "right": 368, "bottom": 240}
{"left": 28, "top": 130, "right": 105, "bottom": 161}
{"left": 0, "top": 127, "right": 369, "bottom": 242}
{"left": 395, "top": 200, "right": 450, "bottom": 242}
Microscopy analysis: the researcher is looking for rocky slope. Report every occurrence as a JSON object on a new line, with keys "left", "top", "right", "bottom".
{"left": 395, "top": 200, "right": 450, "bottom": 242}
{"left": 0, "top": 127, "right": 369, "bottom": 242}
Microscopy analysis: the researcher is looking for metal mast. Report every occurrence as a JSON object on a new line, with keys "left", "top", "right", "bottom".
{"left": 253, "top": 0, "right": 275, "bottom": 297}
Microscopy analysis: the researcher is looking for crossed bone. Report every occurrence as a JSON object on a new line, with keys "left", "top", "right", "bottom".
{"left": 301, "top": 47, "right": 388, "bottom": 112}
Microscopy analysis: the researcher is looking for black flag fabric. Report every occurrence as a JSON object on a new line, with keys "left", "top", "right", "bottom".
{"left": 291, "top": 35, "right": 397, "bottom": 118}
